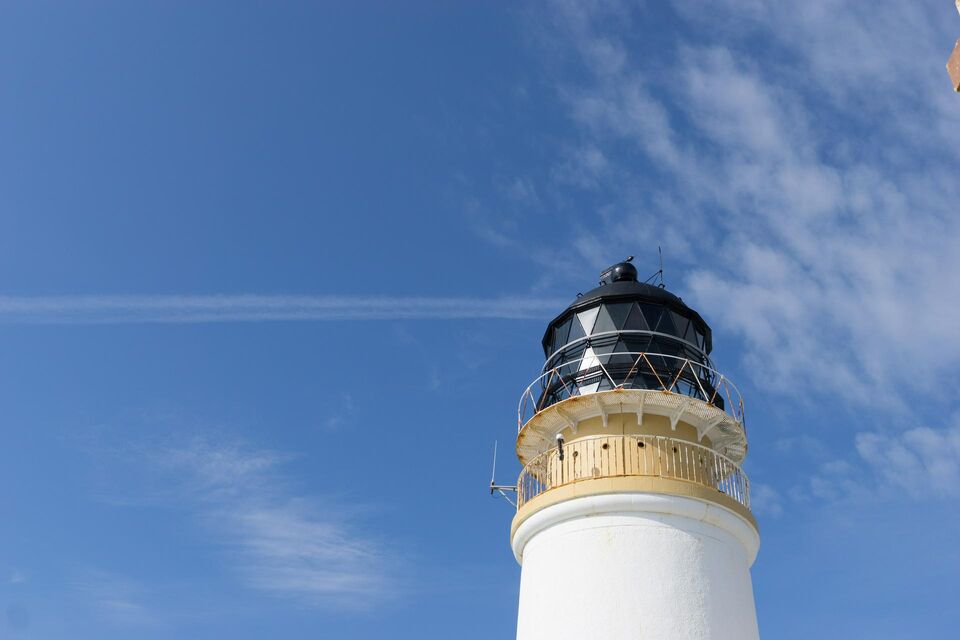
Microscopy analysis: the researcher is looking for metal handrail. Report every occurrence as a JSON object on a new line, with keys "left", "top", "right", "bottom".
{"left": 542, "top": 329, "right": 707, "bottom": 369}
{"left": 516, "top": 434, "right": 751, "bottom": 511}
{"left": 518, "top": 351, "right": 745, "bottom": 432}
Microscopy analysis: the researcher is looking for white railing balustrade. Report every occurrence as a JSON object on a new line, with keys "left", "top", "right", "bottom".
{"left": 518, "top": 352, "right": 744, "bottom": 432}
{"left": 517, "top": 434, "right": 751, "bottom": 512}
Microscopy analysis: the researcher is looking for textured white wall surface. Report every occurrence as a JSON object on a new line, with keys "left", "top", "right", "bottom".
{"left": 513, "top": 494, "right": 760, "bottom": 640}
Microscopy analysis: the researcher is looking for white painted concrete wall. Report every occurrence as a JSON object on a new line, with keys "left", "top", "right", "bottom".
{"left": 513, "top": 494, "right": 760, "bottom": 640}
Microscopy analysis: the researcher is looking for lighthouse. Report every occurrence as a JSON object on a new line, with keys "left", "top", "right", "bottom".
{"left": 509, "top": 259, "right": 760, "bottom": 639}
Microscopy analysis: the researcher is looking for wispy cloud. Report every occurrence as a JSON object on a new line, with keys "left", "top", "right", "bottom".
{"left": 152, "top": 438, "right": 395, "bottom": 608}
{"left": 771, "top": 419, "right": 960, "bottom": 506}
{"left": 749, "top": 482, "right": 784, "bottom": 518}
{"left": 322, "top": 392, "right": 355, "bottom": 432}
{"left": 73, "top": 569, "right": 156, "bottom": 628}
{"left": 855, "top": 422, "right": 960, "bottom": 499}
{"left": 0, "top": 294, "right": 564, "bottom": 324}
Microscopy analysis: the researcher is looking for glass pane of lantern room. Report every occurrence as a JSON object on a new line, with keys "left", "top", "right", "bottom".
{"left": 555, "top": 342, "right": 586, "bottom": 373}
{"left": 579, "top": 347, "right": 600, "bottom": 371}
{"left": 657, "top": 309, "right": 676, "bottom": 335}
{"left": 640, "top": 303, "right": 663, "bottom": 332}
{"left": 592, "top": 305, "right": 618, "bottom": 335}
{"left": 578, "top": 381, "right": 601, "bottom": 396}
{"left": 608, "top": 339, "right": 634, "bottom": 365}
{"left": 553, "top": 317, "right": 572, "bottom": 351}
{"left": 623, "top": 303, "right": 649, "bottom": 331}
{"left": 671, "top": 312, "right": 689, "bottom": 340}
{"left": 577, "top": 306, "right": 601, "bottom": 335}
{"left": 591, "top": 339, "right": 617, "bottom": 364}
{"left": 606, "top": 302, "right": 633, "bottom": 330}
{"left": 623, "top": 333, "right": 652, "bottom": 354}
{"left": 566, "top": 314, "right": 586, "bottom": 344}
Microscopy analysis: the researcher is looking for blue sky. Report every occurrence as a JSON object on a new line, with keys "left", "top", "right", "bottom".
{"left": 1, "top": 1, "right": 959, "bottom": 638}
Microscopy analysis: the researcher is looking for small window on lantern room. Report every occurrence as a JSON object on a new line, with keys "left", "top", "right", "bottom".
{"left": 562, "top": 341, "right": 588, "bottom": 365}
{"left": 639, "top": 303, "right": 664, "bottom": 332}
{"left": 657, "top": 309, "right": 676, "bottom": 335}
{"left": 553, "top": 317, "right": 572, "bottom": 351}
{"left": 671, "top": 312, "right": 689, "bottom": 339}
{"left": 684, "top": 319, "right": 698, "bottom": 345}
{"left": 592, "top": 305, "right": 618, "bottom": 335}
{"left": 606, "top": 302, "right": 633, "bottom": 330}
{"left": 567, "top": 313, "right": 587, "bottom": 344}
{"left": 591, "top": 339, "right": 617, "bottom": 365}
{"left": 609, "top": 339, "right": 635, "bottom": 365}
{"left": 623, "top": 304, "right": 648, "bottom": 331}
{"left": 576, "top": 306, "right": 601, "bottom": 336}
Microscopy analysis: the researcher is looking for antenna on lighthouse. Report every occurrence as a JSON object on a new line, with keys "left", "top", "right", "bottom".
{"left": 642, "top": 247, "right": 665, "bottom": 288}
{"left": 489, "top": 440, "right": 517, "bottom": 507}
{"left": 658, "top": 245, "right": 665, "bottom": 288}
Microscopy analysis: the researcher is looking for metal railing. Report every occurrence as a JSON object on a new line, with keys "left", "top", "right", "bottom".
{"left": 517, "top": 434, "right": 750, "bottom": 511}
{"left": 518, "top": 351, "right": 744, "bottom": 431}
{"left": 543, "top": 329, "right": 706, "bottom": 367}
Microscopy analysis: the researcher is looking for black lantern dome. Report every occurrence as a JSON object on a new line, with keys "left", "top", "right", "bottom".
{"left": 537, "top": 258, "right": 721, "bottom": 411}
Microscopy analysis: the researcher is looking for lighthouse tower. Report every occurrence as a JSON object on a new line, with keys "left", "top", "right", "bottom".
{"left": 510, "top": 259, "right": 760, "bottom": 640}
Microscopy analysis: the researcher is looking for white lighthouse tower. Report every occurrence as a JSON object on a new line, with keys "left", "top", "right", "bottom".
{"left": 507, "top": 259, "right": 760, "bottom": 639}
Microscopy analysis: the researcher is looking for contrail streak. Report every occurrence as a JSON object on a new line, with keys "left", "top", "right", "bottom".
{"left": 0, "top": 294, "right": 567, "bottom": 324}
